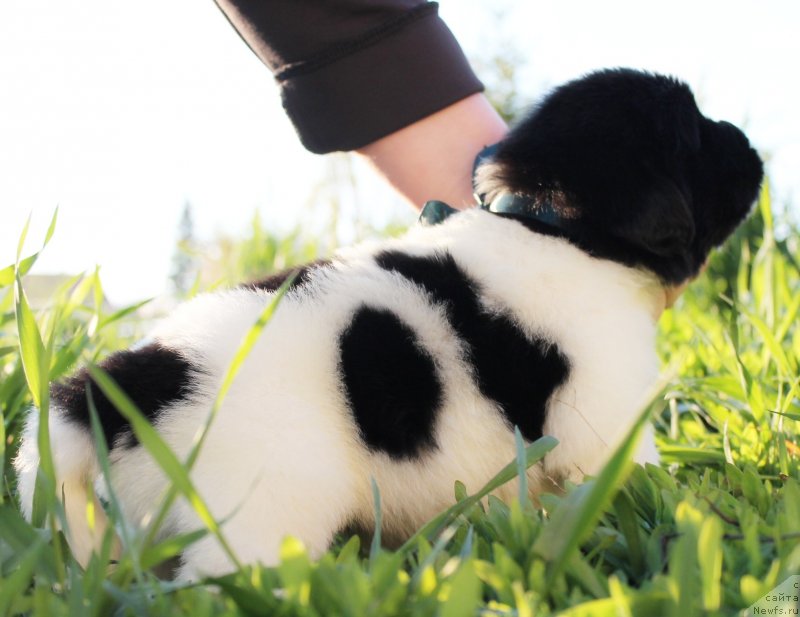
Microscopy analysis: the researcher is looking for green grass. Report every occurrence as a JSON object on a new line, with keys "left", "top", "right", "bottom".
{"left": 1, "top": 187, "right": 798, "bottom": 616}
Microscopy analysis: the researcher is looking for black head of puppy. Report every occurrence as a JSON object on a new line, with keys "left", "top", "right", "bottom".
{"left": 477, "top": 68, "right": 764, "bottom": 286}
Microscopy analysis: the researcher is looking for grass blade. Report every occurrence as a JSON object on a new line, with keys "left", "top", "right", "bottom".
{"left": 186, "top": 271, "right": 297, "bottom": 471}
{"left": 86, "top": 366, "right": 241, "bottom": 571}
{"left": 141, "top": 273, "right": 296, "bottom": 548}
{"left": 1, "top": 209, "right": 59, "bottom": 288}
{"left": 140, "top": 528, "right": 209, "bottom": 571}
{"left": 0, "top": 539, "right": 46, "bottom": 614}
{"left": 441, "top": 559, "right": 481, "bottom": 617}
{"left": 86, "top": 389, "right": 142, "bottom": 582}
{"left": 613, "top": 489, "right": 645, "bottom": 575}
{"left": 14, "top": 270, "right": 58, "bottom": 532}
{"left": 97, "top": 298, "right": 154, "bottom": 330}
{"left": 698, "top": 515, "right": 723, "bottom": 611}
{"left": 369, "top": 477, "right": 383, "bottom": 567}
{"left": 14, "top": 276, "right": 46, "bottom": 409}
{"left": 514, "top": 426, "right": 528, "bottom": 507}
{"left": 533, "top": 392, "right": 658, "bottom": 585}
{"left": 15, "top": 212, "right": 32, "bottom": 265}
{"left": 0, "top": 254, "right": 38, "bottom": 288}
{"left": 43, "top": 206, "right": 59, "bottom": 247}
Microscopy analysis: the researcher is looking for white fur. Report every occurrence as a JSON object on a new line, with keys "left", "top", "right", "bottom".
{"left": 15, "top": 208, "right": 662, "bottom": 580}
{"left": 15, "top": 412, "right": 112, "bottom": 566}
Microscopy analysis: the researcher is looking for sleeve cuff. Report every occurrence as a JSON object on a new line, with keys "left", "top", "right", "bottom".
{"left": 275, "top": 3, "right": 484, "bottom": 154}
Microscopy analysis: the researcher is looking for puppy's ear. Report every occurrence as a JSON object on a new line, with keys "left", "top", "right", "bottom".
{"left": 613, "top": 176, "right": 695, "bottom": 258}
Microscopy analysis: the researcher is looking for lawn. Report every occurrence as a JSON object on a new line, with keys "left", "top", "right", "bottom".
{"left": 0, "top": 185, "right": 798, "bottom": 616}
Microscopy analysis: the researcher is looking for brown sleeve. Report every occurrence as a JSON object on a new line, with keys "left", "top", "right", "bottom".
{"left": 213, "top": 0, "right": 484, "bottom": 153}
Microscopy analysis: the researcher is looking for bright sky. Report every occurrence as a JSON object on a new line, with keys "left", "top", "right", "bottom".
{"left": 1, "top": 0, "right": 798, "bottom": 305}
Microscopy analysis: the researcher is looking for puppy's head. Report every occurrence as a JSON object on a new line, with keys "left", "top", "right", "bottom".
{"left": 478, "top": 68, "right": 764, "bottom": 285}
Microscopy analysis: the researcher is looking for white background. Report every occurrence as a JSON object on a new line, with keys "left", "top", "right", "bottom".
{"left": 1, "top": 0, "right": 798, "bottom": 304}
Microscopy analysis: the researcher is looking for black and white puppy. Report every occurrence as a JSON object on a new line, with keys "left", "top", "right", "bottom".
{"left": 15, "top": 69, "right": 763, "bottom": 580}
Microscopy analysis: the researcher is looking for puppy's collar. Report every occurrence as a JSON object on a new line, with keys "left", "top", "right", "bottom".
{"left": 418, "top": 195, "right": 567, "bottom": 229}
{"left": 419, "top": 199, "right": 460, "bottom": 226}
{"left": 481, "top": 193, "right": 565, "bottom": 228}
{"left": 418, "top": 143, "right": 569, "bottom": 230}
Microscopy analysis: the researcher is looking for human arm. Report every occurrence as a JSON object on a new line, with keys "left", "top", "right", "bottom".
{"left": 213, "top": 0, "right": 507, "bottom": 207}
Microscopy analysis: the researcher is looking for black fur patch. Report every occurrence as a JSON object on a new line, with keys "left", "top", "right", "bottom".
{"left": 487, "top": 68, "right": 763, "bottom": 284}
{"left": 339, "top": 307, "right": 443, "bottom": 459}
{"left": 51, "top": 343, "right": 198, "bottom": 448}
{"left": 244, "top": 259, "right": 331, "bottom": 292}
{"left": 376, "top": 250, "right": 570, "bottom": 442}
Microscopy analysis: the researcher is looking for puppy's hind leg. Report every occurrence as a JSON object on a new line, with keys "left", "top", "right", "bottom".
{"left": 174, "top": 473, "right": 358, "bottom": 581}
{"left": 174, "top": 505, "right": 339, "bottom": 581}
{"left": 173, "top": 401, "right": 366, "bottom": 581}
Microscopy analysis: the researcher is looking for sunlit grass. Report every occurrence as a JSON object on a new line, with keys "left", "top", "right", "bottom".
{"left": 0, "top": 185, "right": 798, "bottom": 615}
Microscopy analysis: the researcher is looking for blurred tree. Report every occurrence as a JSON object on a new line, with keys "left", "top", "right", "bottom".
{"left": 168, "top": 23, "right": 530, "bottom": 294}
{"left": 478, "top": 43, "right": 524, "bottom": 124}
{"left": 471, "top": 8, "right": 525, "bottom": 124}
{"left": 169, "top": 201, "right": 199, "bottom": 297}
